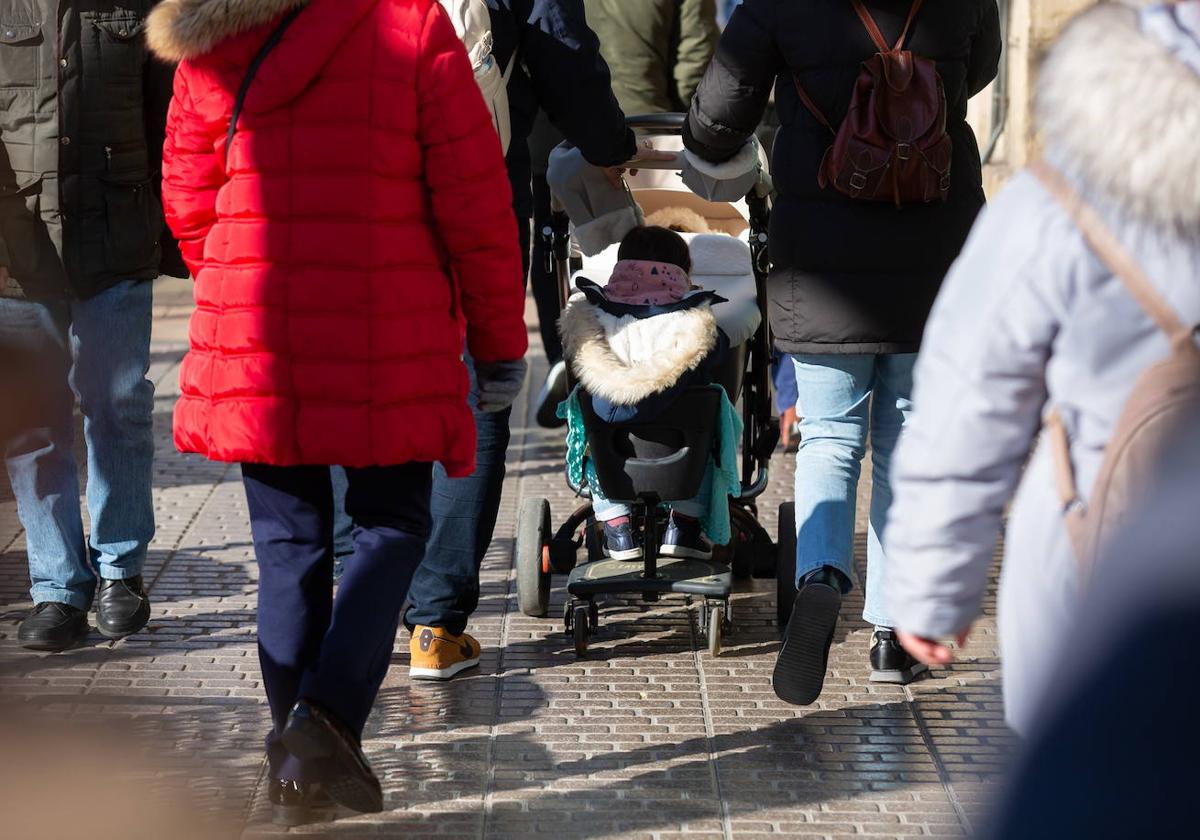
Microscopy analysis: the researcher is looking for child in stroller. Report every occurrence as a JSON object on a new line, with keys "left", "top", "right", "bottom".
{"left": 560, "top": 226, "right": 731, "bottom": 563}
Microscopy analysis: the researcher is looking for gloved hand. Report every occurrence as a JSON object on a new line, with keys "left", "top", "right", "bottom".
{"left": 474, "top": 358, "right": 528, "bottom": 414}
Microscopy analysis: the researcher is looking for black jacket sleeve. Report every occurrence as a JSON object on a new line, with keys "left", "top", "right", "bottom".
{"left": 683, "top": 0, "right": 781, "bottom": 164}
{"left": 144, "top": 54, "right": 188, "bottom": 279}
{"left": 966, "top": 1, "right": 1003, "bottom": 98}
{"left": 515, "top": 0, "right": 636, "bottom": 167}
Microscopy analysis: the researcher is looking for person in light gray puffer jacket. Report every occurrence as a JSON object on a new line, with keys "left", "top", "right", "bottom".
{"left": 884, "top": 0, "right": 1200, "bottom": 735}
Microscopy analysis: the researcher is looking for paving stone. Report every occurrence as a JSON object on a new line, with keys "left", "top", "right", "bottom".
{"left": 0, "top": 280, "right": 1014, "bottom": 839}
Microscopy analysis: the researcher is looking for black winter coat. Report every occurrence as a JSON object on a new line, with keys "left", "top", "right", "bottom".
{"left": 488, "top": 0, "right": 637, "bottom": 222}
{"left": 684, "top": 0, "right": 1001, "bottom": 354}
{"left": 0, "top": 0, "right": 184, "bottom": 301}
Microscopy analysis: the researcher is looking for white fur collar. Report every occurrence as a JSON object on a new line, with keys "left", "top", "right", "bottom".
{"left": 559, "top": 301, "right": 718, "bottom": 405}
{"left": 1037, "top": 2, "right": 1200, "bottom": 228}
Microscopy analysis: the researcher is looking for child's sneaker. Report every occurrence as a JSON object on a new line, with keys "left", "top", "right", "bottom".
{"left": 409, "top": 626, "right": 481, "bottom": 681}
{"left": 661, "top": 513, "right": 713, "bottom": 560}
{"left": 602, "top": 519, "right": 643, "bottom": 561}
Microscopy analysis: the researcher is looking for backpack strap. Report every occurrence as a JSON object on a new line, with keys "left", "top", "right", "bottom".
{"left": 851, "top": 0, "right": 891, "bottom": 53}
{"left": 225, "top": 7, "right": 305, "bottom": 164}
{"left": 851, "top": 0, "right": 925, "bottom": 54}
{"left": 792, "top": 76, "right": 836, "bottom": 135}
{"left": 893, "top": 0, "right": 926, "bottom": 51}
{"left": 1031, "top": 161, "right": 1191, "bottom": 342}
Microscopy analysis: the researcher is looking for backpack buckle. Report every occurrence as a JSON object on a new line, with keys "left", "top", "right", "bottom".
{"left": 849, "top": 172, "right": 868, "bottom": 191}
{"left": 939, "top": 172, "right": 951, "bottom": 192}
{"left": 896, "top": 143, "right": 912, "bottom": 161}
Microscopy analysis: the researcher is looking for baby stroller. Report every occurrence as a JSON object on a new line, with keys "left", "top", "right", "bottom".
{"left": 515, "top": 114, "right": 784, "bottom": 657}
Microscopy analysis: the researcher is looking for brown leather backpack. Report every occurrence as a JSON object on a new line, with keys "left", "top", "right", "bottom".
{"left": 794, "top": 0, "right": 951, "bottom": 206}
{"left": 1034, "top": 162, "right": 1200, "bottom": 578}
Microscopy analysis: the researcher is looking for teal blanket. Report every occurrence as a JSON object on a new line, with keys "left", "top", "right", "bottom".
{"left": 558, "top": 385, "right": 743, "bottom": 545}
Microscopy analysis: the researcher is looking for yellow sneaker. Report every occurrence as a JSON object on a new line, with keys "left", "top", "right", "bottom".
{"left": 409, "top": 626, "right": 481, "bottom": 681}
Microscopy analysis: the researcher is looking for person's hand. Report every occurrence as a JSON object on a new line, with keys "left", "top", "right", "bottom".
{"left": 0, "top": 266, "right": 9, "bottom": 284}
{"left": 474, "top": 358, "right": 528, "bottom": 413}
{"left": 896, "top": 626, "right": 973, "bottom": 667}
{"left": 601, "top": 139, "right": 677, "bottom": 188}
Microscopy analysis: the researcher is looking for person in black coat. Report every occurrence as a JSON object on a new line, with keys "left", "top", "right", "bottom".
{"left": 683, "top": 0, "right": 1000, "bottom": 705}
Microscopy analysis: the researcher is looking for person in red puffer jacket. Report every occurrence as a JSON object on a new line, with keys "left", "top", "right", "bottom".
{"left": 149, "top": 0, "right": 527, "bottom": 821}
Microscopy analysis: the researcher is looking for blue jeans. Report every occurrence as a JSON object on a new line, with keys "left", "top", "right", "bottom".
{"left": 332, "top": 354, "right": 512, "bottom": 636}
{"left": 242, "top": 461, "right": 432, "bottom": 783}
{"left": 2, "top": 280, "right": 155, "bottom": 610}
{"left": 791, "top": 353, "right": 915, "bottom": 628}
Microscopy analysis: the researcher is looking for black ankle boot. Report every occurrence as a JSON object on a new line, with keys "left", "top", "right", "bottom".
{"left": 282, "top": 700, "right": 383, "bottom": 814}
{"left": 772, "top": 565, "right": 846, "bottom": 706}
{"left": 869, "top": 629, "right": 929, "bottom": 684}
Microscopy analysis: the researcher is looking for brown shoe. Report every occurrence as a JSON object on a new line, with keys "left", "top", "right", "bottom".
{"left": 409, "top": 626, "right": 481, "bottom": 681}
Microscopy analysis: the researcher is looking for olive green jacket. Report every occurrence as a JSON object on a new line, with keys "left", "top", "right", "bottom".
{"left": 583, "top": 0, "right": 718, "bottom": 116}
{"left": 0, "top": 0, "right": 181, "bottom": 300}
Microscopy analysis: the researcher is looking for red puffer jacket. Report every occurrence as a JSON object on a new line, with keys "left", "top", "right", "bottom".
{"left": 149, "top": 0, "right": 527, "bottom": 474}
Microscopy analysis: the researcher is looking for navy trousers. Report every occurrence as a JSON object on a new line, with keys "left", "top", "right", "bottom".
{"left": 242, "top": 461, "right": 433, "bottom": 782}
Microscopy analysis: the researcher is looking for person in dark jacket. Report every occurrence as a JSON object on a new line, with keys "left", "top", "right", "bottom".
{"left": 529, "top": 0, "right": 718, "bottom": 429}
{"left": 398, "top": 0, "right": 658, "bottom": 683}
{"left": 683, "top": 0, "right": 1001, "bottom": 705}
{"left": 0, "top": 1, "right": 184, "bottom": 652}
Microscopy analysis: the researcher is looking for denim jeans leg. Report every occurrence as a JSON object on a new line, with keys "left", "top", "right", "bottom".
{"left": 590, "top": 490, "right": 631, "bottom": 523}
{"left": 69, "top": 279, "right": 155, "bottom": 581}
{"left": 404, "top": 353, "right": 511, "bottom": 636}
{"left": 791, "top": 354, "right": 875, "bottom": 589}
{"left": 328, "top": 465, "right": 350, "bottom": 556}
{"left": 862, "top": 353, "right": 916, "bottom": 628}
{"left": 0, "top": 297, "right": 93, "bottom": 609}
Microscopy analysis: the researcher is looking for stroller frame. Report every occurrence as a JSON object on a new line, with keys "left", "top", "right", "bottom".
{"left": 515, "top": 114, "right": 782, "bottom": 657}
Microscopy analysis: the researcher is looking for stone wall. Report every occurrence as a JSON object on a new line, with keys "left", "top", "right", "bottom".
{"left": 971, "top": 0, "right": 1099, "bottom": 194}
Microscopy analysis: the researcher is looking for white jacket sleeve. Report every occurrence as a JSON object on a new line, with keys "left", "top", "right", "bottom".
{"left": 884, "top": 175, "right": 1070, "bottom": 637}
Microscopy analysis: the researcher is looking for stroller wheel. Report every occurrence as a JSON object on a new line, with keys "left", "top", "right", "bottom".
{"left": 707, "top": 605, "right": 723, "bottom": 657}
{"left": 516, "top": 497, "right": 552, "bottom": 617}
{"left": 572, "top": 603, "right": 591, "bottom": 657}
{"left": 777, "top": 503, "right": 798, "bottom": 632}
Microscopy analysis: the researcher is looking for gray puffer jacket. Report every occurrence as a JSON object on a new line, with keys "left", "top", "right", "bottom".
{"left": 0, "top": 0, "right": 181, "bottom": 300}
{"left": 884, "top": 1, "right": 1200, "bottom": 735}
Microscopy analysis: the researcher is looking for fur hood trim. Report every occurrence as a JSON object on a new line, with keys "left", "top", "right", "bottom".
{"left": 147, "top": 0, "right": 311, "bottom": 62}
{"left": 560, "top": 300, "right": 718, "bottom": 406}
{"left": 1037, "top": 2, "right": 1200, "bottom": 228}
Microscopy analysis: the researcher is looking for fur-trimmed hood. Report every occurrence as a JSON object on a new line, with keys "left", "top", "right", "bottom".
{"left": 1037, "top": 2, "right": 1200, "bottom": 228}
{"left": 147, "top": 0, "right": 310, "bottom": 62}
{"left": 560, "top": 299, "right": 718, "bottom": 406}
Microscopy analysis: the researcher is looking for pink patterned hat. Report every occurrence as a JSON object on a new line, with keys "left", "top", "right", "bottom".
{"left": 604, "top": 260, "right": 691, "bottom": 306}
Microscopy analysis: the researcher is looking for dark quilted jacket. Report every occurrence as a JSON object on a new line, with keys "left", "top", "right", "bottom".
{"left": 0, "top": 0, "right": 182, "bottom": 301}
{"left": 684, "top": 0, "right": 1001, "bottom": 354}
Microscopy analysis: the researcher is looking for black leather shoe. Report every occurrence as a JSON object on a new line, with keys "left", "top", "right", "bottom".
{"left": 95, "top": 576, "right": 151, "bottom": 639}
{"left": 772, "top": 566, "right": 845, "bottom": 706}
{"left": 18, "top": 602, "right": 89, "bottom": 652}
{"left": 869, "top": 629, "right": 929, "bottom": 685}
{"left": 269, "top": 778, "right": 336, "bottom": 827}
{"left": 282, "top": 700, "right": 383, "bottom": 814}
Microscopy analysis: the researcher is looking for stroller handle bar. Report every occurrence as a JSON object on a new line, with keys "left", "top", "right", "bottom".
{"left": 624, "top": 113, "right": 688, "bottom": 134}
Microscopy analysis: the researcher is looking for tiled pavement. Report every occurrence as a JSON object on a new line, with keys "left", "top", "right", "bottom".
{"left": 0, "top": 278, "right": 1013, "bottom": 840}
